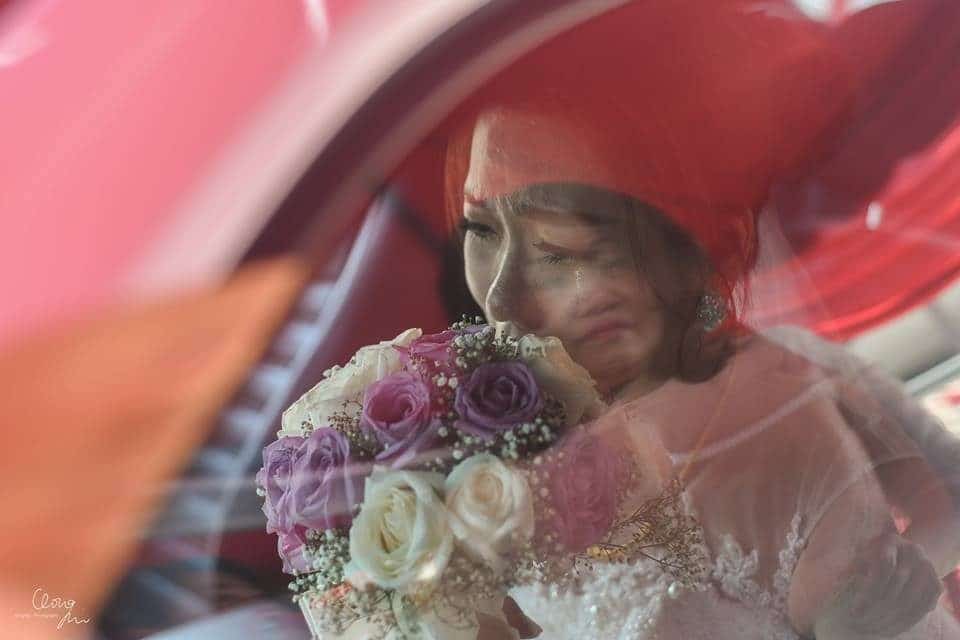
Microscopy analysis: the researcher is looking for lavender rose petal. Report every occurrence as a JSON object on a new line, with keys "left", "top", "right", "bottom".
{"left": 455, "top": 361, "right": 543, "bottom": 438}
{"left": 285, "top": 427, "right": 365, "bottom": 531}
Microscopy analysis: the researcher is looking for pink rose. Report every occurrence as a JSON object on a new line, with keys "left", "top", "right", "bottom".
{"left": 360, "top": 371, "right": 441, "bottom": 467}
{"left": 398, "top": 330, "right": 457, "bottom": 370}
{"left": 548, "top": 431, "right": 623, "bottom": 552}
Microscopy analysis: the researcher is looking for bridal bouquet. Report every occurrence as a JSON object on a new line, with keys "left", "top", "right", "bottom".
{"left": 257, "top": 319, "right": 701, "bottom": 639}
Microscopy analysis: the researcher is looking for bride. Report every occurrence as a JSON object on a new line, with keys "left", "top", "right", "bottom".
{"left": 439, "top": 4, "right": 960, "bottom": 637}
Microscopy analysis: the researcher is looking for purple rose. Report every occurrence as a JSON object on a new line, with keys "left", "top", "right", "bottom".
{"left": 278, "top": 525, "right": 312, "bottom": 575}
{"left": 360, "top": 371, "right": 440, "bottom": 467}
{"left": 256, "top": 436, "right": 305, "bottom": 534}
{"left": 398, "top": 330, "right": 457, "bottom": 369}
{"left": 455, "top": 362, "right": 543, "bottom": 438}
{"left": 286, "top": 427, "right": 364, "bottom": 531}
{"left": 548, "top": 431, "right": 624, "bottom": 552}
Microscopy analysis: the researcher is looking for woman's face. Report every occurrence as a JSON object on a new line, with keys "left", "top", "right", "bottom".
{"left": 458, "top": 110, "right": 668, "bottom": 394}
{"left": 460, "top": 188, "right": 665, "bottom": 394}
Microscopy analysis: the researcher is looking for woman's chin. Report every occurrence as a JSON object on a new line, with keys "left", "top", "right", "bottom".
{"left": 575, "top": 332, "right": 639, "bottom": 361}
{"left": 573, "top": 339, "right": 655, "bottom": 389}
{"left": 575, "top": 350, "right": 634, "bottom": 383}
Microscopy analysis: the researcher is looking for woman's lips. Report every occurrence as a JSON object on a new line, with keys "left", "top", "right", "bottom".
{"left": 576, "top": 320, "right": 634, "bottom": 344}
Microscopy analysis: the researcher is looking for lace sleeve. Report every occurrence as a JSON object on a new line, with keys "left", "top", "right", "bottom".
{"left": 783, "top": 397, "right": 896, "bottom": 636}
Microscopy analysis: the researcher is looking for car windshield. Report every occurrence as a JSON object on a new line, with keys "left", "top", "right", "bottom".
{"left": 4, "top": 2, "right": 960, "bottom": 639}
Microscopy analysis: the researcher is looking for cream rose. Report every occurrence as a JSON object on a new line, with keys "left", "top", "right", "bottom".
{"left": 515, "top": 332, "right": 606, "bottom": 427}
{"left": 345, "top": 468, "right": 453, "bottom": 591}
{"left": 279, "top": 328, "right": 422, "bottom": 436}
{"left": 445, "top": 454, "right": 534, "bottom": 572}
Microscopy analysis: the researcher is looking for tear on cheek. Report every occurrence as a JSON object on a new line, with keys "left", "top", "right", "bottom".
{"left": 574, "top": 268, "right": 585, "bottom": 303}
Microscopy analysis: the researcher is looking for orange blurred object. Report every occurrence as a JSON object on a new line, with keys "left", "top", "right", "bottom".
{"left": 0, "top": 257, "right": 308, "bottom": 639}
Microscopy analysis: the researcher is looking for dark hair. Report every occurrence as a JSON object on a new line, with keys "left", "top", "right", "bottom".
{"left": 440, "top": 181, "right": 736, "bottom": 384}
{"left": 620, "top": 194, "right": 736, "bottom": 383}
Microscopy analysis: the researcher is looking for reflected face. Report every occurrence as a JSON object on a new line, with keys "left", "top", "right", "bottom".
{"left": 460, "top": 186, "right": 665, "bottom": 394}
{"left": 459, "top": 110, "right": 668, "bottom": 394}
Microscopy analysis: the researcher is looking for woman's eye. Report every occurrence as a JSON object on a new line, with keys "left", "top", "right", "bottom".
{"left": 533, "top": 240, "right": 584, "bottom": 266}
{"left": 460, "top": 220, "right": 498, "bottom": 241}
{"left": 540, "top": 252, "right": 576, "bottom": 266}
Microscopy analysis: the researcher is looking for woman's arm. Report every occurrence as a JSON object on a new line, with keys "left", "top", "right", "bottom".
{"left": 809, "top": 532, "right": 943, "bottom": 639}
{"left": 784, "top": 402, "right": 944, "bottom": 638}
{"left": 883, "top": 458, "right": 960, "bottom": 577}
{"left": 767, "top": 326, "right": 960, "bottom": 576}
{"left": 835, "top": 377, "right": 960, "bottom": 577}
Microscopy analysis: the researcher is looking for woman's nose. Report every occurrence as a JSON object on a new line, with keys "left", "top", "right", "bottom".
{"left": 484, "top": 255, "right": 542, "bottom": 333}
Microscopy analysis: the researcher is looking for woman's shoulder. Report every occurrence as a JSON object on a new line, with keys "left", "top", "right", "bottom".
{"left": 728, "top": 330, "right": 827, "bottom": 384}
{"left": 616, "top": 330, "right": 843, "bottom": 455}
{"left": 621, "top": 331, "right": 829, "bottom": 413}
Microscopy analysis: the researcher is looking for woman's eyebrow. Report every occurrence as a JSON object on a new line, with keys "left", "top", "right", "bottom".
{"left": 465, "top": 191, "right": 622, "bottom": 228}
{"left": 524, "top": 206, "right": 621, "bottom": 228}
{"left": 566, "top": 210, "right": 620, "bottom": 226}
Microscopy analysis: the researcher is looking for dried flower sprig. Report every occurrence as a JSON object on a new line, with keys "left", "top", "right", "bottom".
{"left": 584, "top": 478, "right": 708, "bottom": 588}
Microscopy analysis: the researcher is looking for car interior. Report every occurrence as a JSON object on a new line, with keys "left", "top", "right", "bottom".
{"left": 80, "top": 1, "right": 960, "bottom": 637}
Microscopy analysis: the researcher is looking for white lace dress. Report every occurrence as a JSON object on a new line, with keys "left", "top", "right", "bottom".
{"left": 512, "top": 513, "right": 807, "bottom": 639}
{"left": 511, "top": 336, "right": 960, "bottom": 639}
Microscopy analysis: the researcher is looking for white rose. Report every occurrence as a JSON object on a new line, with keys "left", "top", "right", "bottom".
{"left": 445, "top": 454, "right": 534, "bottom": 573}
{"left": 279, "top": 328, "right": 422, "bottom": 436}
{"left": 516, "top": 333, "right": 606, "bottom": 427}
{"left": 345, "top": 468, "right": 453, "bottom": 591}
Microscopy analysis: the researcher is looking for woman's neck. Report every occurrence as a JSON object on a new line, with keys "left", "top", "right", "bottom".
{"left": 605, "top": 370, "right": 668, "bottom": 406}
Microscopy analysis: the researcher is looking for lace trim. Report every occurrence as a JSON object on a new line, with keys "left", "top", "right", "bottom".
{"left": 513, "top": 494, "right": 710, "bottom": 639}
{"left": 711, "top": 512, "right": 805, "bottom": 640}
{"left": 514, "top": 551, "right": 705, "bottom": 640}
{"left": 513, "top": 506, "right": 808, "bottom": 639}
{"left": 772, "top": 513, "right": 805, "bottom": 614}
{"left": 712, "top": 536, "right": 772, "bottom": 610}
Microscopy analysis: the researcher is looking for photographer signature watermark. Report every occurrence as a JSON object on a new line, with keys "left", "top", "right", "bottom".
{"left": 12, "top": 587, "right": 90, "bottom": 630}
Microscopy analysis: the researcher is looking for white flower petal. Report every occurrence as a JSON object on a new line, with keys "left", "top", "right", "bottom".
{"left": 347, "top": 468, "right": 451, "bottom": 591}
{"left": 280, "top": 328, "right": 423, "bottom": 435}
{"left": 517, "top": 334, "right": 607, "bottom": 426}
{"left": 445, "top": 454, "right": 534, "bottom": 573}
